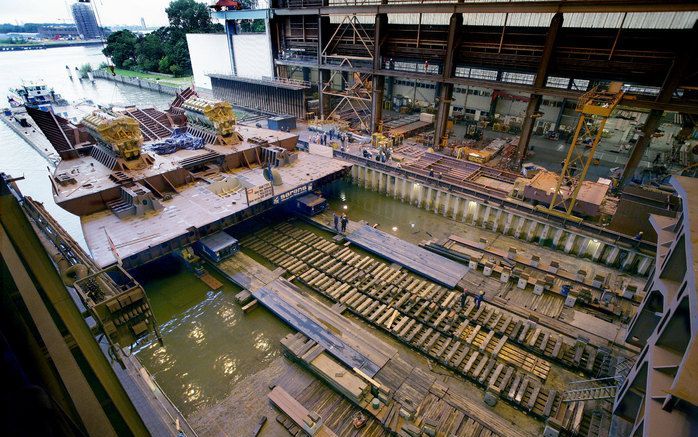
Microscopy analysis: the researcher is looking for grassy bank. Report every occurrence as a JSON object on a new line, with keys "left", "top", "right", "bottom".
{"left": 112, "top": 68, "right": 193, "bottom": 87}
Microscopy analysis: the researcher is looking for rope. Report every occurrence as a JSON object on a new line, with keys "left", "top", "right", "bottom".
{"left": 89, "top": 0, "right": 117, "bottom": 77}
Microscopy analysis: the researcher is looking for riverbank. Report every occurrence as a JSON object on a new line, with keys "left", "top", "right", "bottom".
{"left": 93, "top": 69, "right": 187, "bottom": 95}
{"left": 110, "top": 68, "right": 194, "bottom": 87}
{"left": 0, "top": 39, "right": 104, "bottom": 52}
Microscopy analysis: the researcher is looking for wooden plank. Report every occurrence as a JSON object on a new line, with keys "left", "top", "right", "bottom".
{"left": 463, "top": 351, "right": 479, "bottom": 374}
{"left": 478, "top": 359, "right": 496, "bottom": 384}
{"left": 254, "top": 279, "right": 395, "bottom": 377}
{"left": 452, "top": 345, "right": 469, "bottom": 368}
{"left": 488, "top": 363, "right": 504, "bottom": 388}
{"left": 268, "top": 386, "right": 338, "bottom": 437}
{"left": 508, "top": 374, "right": 521, "bottom": 399}
{"left": 465, "top": 325, "right": 481, "bottom": 344}
{"left": 479, "top": 331, "right": 495, "bottom": 352}
{"left": 242, "top": 299, "right": 258, "bottom": 313}
{"left": 445, "top": 340, "right": 461, "bottom": 363}
{"left": 551, "top": 336, "right": 563, "bottom": 358}
{"left": 543, "top": 390, "right": 557, "bottom": 417}
{"left": 515, "top": 378, "right": 529, "bottom": 404}
{"left": 472, "top": 356, "right": 488, "bottom": 379}
{"left": 497, "top": 367, "right": 514, "bottom": 393}
{"left": 527, "top": 383, "right": 541, "bottom": 411}
{"left": 346, "top": 225, "right": 468, "bottom": 288}
{"left": 492, "top": 336, "right": 508, "bottom": 357}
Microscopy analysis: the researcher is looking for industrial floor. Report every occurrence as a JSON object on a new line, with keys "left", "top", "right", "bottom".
{"left": 275, "top": 111, "right": 682, "bottom": 183}
{"left": 215, "top": 244, "right": 548, "bottom": 436}
{"left": 231, "top": 213, "right": 632, "bottom": 434}
{"left": 317, "top": 183, "right": 644, "bottom": 340}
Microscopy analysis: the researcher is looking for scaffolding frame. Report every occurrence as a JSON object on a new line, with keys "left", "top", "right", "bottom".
{"left": 538, "top": 86, "right": 624, "bottom": 222}
{"left": 320, "top": 15, "right": 375, "bottom": 131}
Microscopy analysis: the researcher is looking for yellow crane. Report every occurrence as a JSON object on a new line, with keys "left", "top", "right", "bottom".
{"left": 536, "top": 83, "right": 624, "bottom": 222}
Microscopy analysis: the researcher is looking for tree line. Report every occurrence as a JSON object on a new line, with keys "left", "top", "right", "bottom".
{"left": 102, "top": 0, "right": 223, "bottom": 77}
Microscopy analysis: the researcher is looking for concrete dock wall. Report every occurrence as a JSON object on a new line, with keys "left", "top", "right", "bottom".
{"left": 344, "top": 156, "right": 654, "bottom": 277}
{"left": 93, "top": 69, "right": 183, "bottom": 95}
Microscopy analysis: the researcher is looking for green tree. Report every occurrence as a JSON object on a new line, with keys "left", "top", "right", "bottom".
{"left": 136, "top": 31, "right": 165, "bottom": 72}
{"left": 78, "top": 63, "right": 93, "bottom": 79}
{"left": 169, "top": 64, "right": 183, "bottom": 77}
{"left": 102, "top": 30, "right": 137, "bottom": 68}
{"left": 239, "top": 19, "right": 266, "bottom": 33}
{"left": 152, "top": 26, "right": 191, "bottom": 75}
{"left": 166, "top": 0, "right": 223, "bottom": 33}
{"left": 101, "top": 0, "right": 222, "bottom": 75}
{"left": 158, "top": 55, "right": 172, "bottom": 73}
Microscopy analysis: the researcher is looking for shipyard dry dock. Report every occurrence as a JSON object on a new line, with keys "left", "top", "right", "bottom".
{"left": 70, "top": 148, "right": 348, "bottom": 268}
{"left": 8, "top": 90, "right": 659, "bottom": 436}
{"left": 33, "top": 90, "right": 350, "bottom": 268}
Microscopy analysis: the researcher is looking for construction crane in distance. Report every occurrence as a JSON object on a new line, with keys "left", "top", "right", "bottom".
{"left": 536, "top": 82, "right": 624, "bottom": 223}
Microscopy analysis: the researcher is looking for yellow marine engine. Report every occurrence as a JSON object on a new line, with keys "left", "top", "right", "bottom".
{"left": 82, "top": 111, "right": 143, "bottom": 160}
{"left": 182, "top": 97, "right": 241, "bottom": 145}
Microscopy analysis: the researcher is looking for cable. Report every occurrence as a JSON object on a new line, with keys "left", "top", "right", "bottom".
{"left": 88, "top": 0, "right": 117, "bottom": 77}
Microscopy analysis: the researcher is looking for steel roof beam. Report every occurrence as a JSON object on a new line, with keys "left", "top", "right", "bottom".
{"left": 273, "top": 1, "right": 698, "bottom": 16}
{"left": 275, "top": 58, "right": 698, "bottom": 113}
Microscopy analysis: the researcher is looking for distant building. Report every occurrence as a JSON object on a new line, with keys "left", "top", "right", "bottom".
{"left": 140, "top": 17, "right": 146, "bottom": 30}
{"left": 38, "top": 25, "right": 80, "bottom": 40}
{"left": 71, "top": 2, "right": 100, "bottom": 39}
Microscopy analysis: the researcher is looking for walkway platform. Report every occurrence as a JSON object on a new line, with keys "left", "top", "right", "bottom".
{"left": 346, "top": 224, "right": 468, "bottom": 288}
{"left": 254, "top": 278, "right": 396, "bottom": 377}
{"left": 215, "top": 248, "right": 533, "bottom": 436}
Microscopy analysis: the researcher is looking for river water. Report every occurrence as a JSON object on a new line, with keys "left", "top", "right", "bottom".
{"left": 0, "top": 46, "right": 292, "bottom": 420}
{"left": 0, "top": 45, "right": 175, "bottom": 244}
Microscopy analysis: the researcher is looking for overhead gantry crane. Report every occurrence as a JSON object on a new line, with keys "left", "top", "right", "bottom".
{"left": 536, "top": 83, "right": 624, "bottom": 222}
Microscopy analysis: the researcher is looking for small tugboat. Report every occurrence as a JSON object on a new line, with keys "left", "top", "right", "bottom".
{"left": 8, "top": 81, "right": 69, "bottom": 113}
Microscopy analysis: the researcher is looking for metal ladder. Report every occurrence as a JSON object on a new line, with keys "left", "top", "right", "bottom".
{"left": 615, "top": 356, "right": 636, "bottom": 377}
{"left": 562, "top": 376, "right": 624, "bottom": 402}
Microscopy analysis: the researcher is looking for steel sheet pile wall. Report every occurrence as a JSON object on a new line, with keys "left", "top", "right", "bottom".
{"left": 211, "top": 76, "right": 307, "bottom": 119}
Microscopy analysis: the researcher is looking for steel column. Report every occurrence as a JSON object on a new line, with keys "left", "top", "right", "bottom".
{"left": 554, "top": 98, "right": 567, "bottom": 131}
{"left": 620, "top": 21, "right": 697, "bottom": 185}
{"left": 317, "top": 15, "right": 330, "bottom": 119}
{"left": 516, "top": 12, "right": 563, "bottom": 168}
{"left": 224, "top": 19, "right": 237, "bottom": 76}
{"left": 434, "top": 13, "right": 463, "bottom": 146}
{"left": 619, "top": 109, "right": 663, "bottom": 184}
{"left": 371, "top": 13, "right": 388, "bottom": 132}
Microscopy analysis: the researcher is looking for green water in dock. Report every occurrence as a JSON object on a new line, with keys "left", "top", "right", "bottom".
{"left": 322, "top": 179, "right": 445, "bottom": 245}
{"left": 131, "top": 180, "right": 430, "bottom": 419}
{"left": 132, "top": 257, "right": 291, "bottom": 417}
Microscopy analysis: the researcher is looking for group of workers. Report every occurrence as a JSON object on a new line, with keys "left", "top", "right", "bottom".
{"left": 362, "top": 147, "right": 391, "bottom": 162}
{"left": 313, "top": 129, "right": 348, "bottom": 148}
{"left": 332, "top": 212, "right": 349, "bottom": 233}
{"left": 460, "top": 289, "right": 486, "bottom": 310}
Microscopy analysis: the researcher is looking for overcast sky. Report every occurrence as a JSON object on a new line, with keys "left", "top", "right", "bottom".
{"left": 0, "top": 0, "right": 209, "bottom": 27}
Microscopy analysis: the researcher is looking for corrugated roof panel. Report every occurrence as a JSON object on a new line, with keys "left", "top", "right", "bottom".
{"left": 463, "top": 13, "right": 505, "bottom": 26}
{"left": 388, "top": 13, "right": 452, "bottom": 25}
{"left": 329, "top": 14, "right": 374, "bottom": 25}
{"left": 421, "top": 13, "right": 452, "bottom": 25}
{"left": 329, "top": 4, "right": 697, "bottom": 29}
{"left": 508, "top": 13, "right": 554, "bottom": 27}
{"left": 561, "top": 11, "right": 698, "bottom": 28}
{"left": 387, "top": 13, "right": 413, "bottom": 25}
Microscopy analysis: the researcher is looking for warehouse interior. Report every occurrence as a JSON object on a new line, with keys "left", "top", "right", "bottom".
{"left": 205, "top": 2, "right": 698, "bottom": 435}
{"left": 1, "top": 1, "right": 698, "bottom": 437}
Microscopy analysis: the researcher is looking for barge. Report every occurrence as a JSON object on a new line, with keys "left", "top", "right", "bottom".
{"left": 29, "top": 88, "right": 350, "bottom": 269}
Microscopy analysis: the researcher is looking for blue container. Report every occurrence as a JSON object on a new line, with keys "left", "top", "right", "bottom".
{"left": 268, "top": 115, "right": 296, "bottom": 131}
